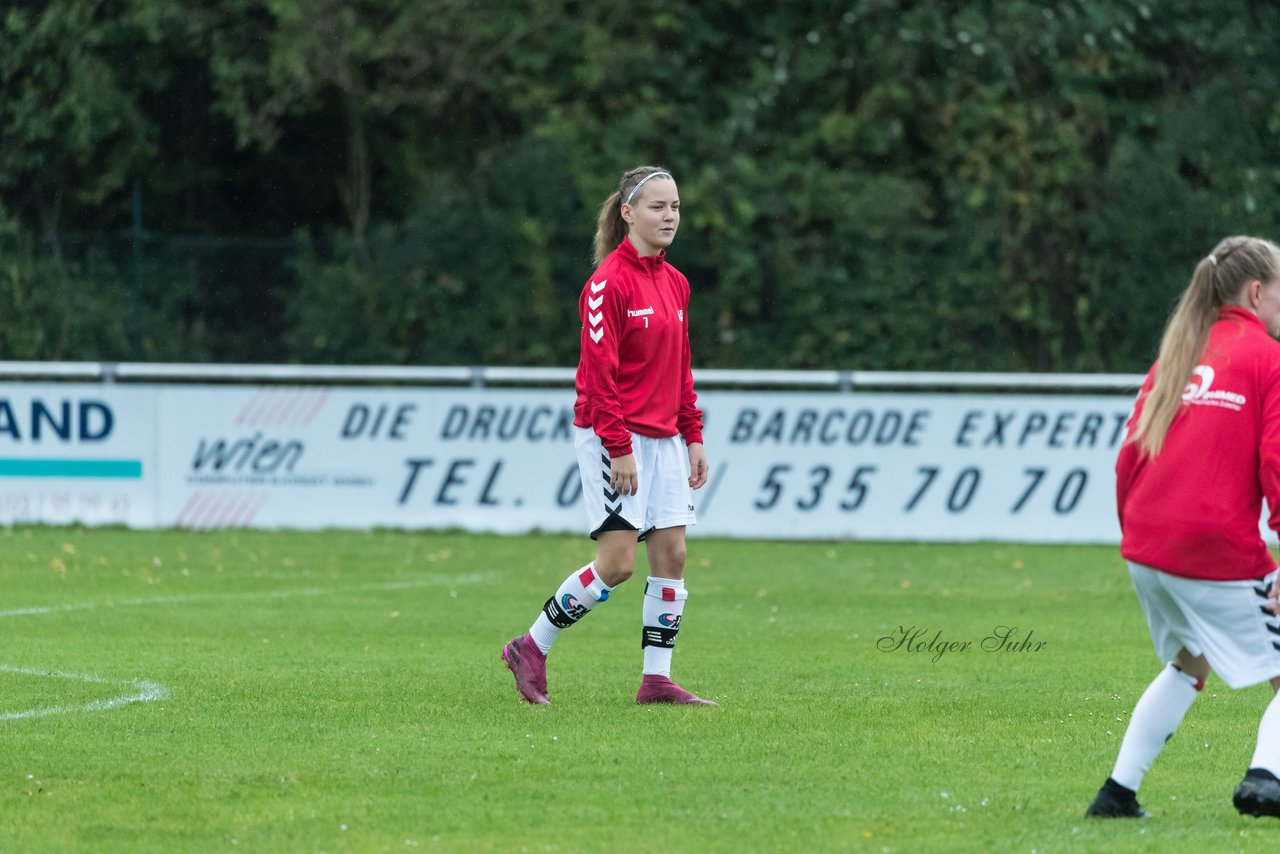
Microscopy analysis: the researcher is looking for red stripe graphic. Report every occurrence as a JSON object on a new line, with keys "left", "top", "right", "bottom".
{"left": 234, "top": 388, "right": 329, "bottom": 428}
{"left": 274, "top": 389, "right": 303, "bottom": 426}
{"left": 190, "top": 493, "right": 221, "bottom": 530}
{"left": 299, "top": 390, "right": 330, "bottom": 427}
{"left": 283, "top": 387, "right": 313, "bottom": 427}
{"left": 177, "top": 491, "right": 205, "bottom": 530}
{"left": 235, "top": 391, "right": 264, "bottom": 426}
{"left": 242, "top": 391, "right": 272, "bottom": 427}
{"left": 212, "top": 493, "right": 246, "bottom": 530}
{"left": 189, "top": 492, "right": 217, "bottom": 530}
{"left": 175, "top": 492, "right": 204, "bottom": 528}
{"left": 238, "top": 494, "right": 270, "bottom": 527}
{"left": 260, "top": 391, "right": 289, "bottom": 427}
{"left": 202, "top": 494, "right": 236, "bottom": 530}
{"left": 177, "top": 489, "right": 272, "bottom": 529}
{"left": 205, "top": 494, "right": 233, "bottom": 530}
{"left": 272, "top": 388, "right": 299, "bottom": 427}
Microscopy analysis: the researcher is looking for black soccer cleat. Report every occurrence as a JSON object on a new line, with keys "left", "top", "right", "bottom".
{"left": 1233, "top": 768, "right": 1280, "bottom": 818}
{"left": 1085, "top": 777, "right": 1151, "bottom": 818}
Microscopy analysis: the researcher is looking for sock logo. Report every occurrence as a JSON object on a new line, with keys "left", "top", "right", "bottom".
{"left": 658, "top": 613, "right": 681, "bottom": 629}
{"left": 642, "top": 625, "right": 679, "bottom": 648}
{"left": 561, "top": 594, "right": 588, "bottom": 621}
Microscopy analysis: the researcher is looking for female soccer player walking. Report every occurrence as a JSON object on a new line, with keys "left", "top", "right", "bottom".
{"left": 1087, "top": 235, "right": 1280, "bottom": 819}
{"left": 501, "top": 165, "right": 715, "bottom": 706}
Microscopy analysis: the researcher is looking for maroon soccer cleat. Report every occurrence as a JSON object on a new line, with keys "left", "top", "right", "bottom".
{"left": 501, "top": 634, "right": 549, "bottom": 704}
{"left": 635, "top": 674, "right": 718, "bottom": 706}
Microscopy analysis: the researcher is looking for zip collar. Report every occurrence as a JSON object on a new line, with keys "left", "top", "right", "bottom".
{"left": 616, "top": 237, "right": 667, "bottom": 273}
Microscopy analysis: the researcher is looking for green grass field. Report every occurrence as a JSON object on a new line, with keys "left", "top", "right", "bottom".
{"left": 3, "top": 525, "right": 1279, "bottom": 853}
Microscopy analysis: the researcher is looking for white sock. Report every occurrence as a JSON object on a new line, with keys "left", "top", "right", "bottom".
{"left": 642, "top": 576, "right": 687, "bottom": 677}
{"left": 1249, "top": 689, "right": 1280, "bottom": 777}
{"left": 1111, "top": 664, "right": 1202, "bottom": 791}
{"left": 528, "top": 563, "right": 612, "bottom": 654}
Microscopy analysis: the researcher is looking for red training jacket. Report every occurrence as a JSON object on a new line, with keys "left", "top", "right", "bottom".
{"left": 1117, "top": 306, "right": 1280, "bottom": 581}
{"left": 572, "top": 237, "right": 704, "bottom": 457}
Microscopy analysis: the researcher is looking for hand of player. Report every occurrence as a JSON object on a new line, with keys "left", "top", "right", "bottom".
{"left": 1270, "top": 577, "right": 1280, "bottom": 615}
{"left": 687, "top": 442, "right": 708, "bottom": 489}
{"left": 610, "top": 454, "right": 638, "bottom": 496}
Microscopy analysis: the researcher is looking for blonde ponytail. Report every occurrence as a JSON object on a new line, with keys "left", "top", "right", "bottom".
{"left": 593, "top": 191, "right": 626, "bottom": 267}
{"left": 1133, "top": 236, "right": 1280, "bottom": 456}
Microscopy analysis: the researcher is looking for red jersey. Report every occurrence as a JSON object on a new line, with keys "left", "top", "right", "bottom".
{"left": 1117, "top": 306, "right": 1280, "bottom": 581}
{"left": 572, "top": 237, "right": 704, "bottom": 457}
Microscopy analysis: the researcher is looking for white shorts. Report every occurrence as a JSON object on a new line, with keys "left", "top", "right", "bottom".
{"left": 574, "top": 427, "right": 696, "bottom": 540}
{"left": 1129, "top": 561, "right": 1280, "bottom": 689}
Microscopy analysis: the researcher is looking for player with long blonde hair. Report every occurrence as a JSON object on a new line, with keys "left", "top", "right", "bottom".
{"left": 1088, "top": 235, "right": 1280, "bottom": 819}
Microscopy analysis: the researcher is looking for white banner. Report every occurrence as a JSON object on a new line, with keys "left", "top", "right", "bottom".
{"left": 698, "top": 391, "right": 1130, "bottom": 541}
{"left": 0, "top": 384, "right": 157, "bottom": 526}
{"left": 155, "top": 387, "right": 587, "bottom": 533}
{"left": 0, "top": 383, "right": 1144, "bottom": 543}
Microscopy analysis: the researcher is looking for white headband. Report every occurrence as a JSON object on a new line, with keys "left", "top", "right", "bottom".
{"left": 623, "top": 171, "right": 672, "bottom": 206}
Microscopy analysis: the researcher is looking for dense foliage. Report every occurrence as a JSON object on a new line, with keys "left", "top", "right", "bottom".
{"left": 4, "top": 0, "right": 1279, "bottom": 370}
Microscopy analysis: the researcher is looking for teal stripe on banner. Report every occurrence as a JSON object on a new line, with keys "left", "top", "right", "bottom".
{"left": 0, "top": 459, "right": 143, "bottom": 479}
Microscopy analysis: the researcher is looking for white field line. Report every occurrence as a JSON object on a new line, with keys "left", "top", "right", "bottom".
{"left": 0, "top": 573, "right": 490, "bottom": 621}
{"left": 0, "top": 572, "right": 488, "bottom": 721}
{"left": 0, "top": 664, "right": 170, "bottom": 721}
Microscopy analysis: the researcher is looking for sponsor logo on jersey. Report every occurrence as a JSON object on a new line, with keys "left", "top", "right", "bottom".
{"left": 1183, "top": 365, "right": 1246, "bottom": 411}
{"left": 627, "top": 306, "right": 654, "bottom": 318}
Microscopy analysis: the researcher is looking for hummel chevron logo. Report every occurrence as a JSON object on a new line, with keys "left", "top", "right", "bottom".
{"left": 587, "top": 284, "right": 606, "bottom": 344}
